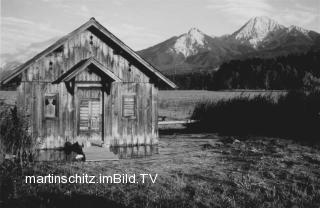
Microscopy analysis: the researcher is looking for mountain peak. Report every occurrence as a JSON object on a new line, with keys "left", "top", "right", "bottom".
{"left": 233, "top": 16, "right": 285, "bottom": 48}
{"left": 250, "top": 16, "right": 274, "bottom": 22}
{"left": 188, "top": 27, "right": 203, "bottom": 34}
{"left": 246, "top": 16, "right": 280, "bottom": 27}
{"left": 288, "top": 25, "right": 309, "bottom": 35}
{"left": 186, "top": 27, "right": 205, "bottom": 41}
{"left": 170, "top": 27, "right": 209, "bottom": 57}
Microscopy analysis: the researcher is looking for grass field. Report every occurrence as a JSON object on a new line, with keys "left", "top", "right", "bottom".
{"left": 2, "top": 134, "right": 320, "bottom": 207}
{"left": 158, "top": 90, "right": 286, "bottom": 120}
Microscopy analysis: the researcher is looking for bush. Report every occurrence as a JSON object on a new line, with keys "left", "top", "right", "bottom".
{"left": 190, "top": 90, "right": 320, "bottom": 143}
{"left": 0, "top": 106, "right": 36, "bottom": 164}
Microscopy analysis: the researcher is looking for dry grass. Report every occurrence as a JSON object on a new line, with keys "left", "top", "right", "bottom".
{"left": 158, "top": 90, "right": 285, "bottom": 120}
{"left": 2, "top": 134, "right": 320, "bottom": 207}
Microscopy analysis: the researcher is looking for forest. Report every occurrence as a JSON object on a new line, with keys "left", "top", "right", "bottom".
{"left": 167, "top": 50, "right": 320, "bottom": 90}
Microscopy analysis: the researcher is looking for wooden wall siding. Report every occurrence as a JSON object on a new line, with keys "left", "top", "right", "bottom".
{"left": 16, "top": 80, "right": 77, "bottom": 149}
{"left": 16, "top": 82, "right": 158, "bottom": 148}
{"left": 22, "top": 30, "right": 150, "bottom": 83}
{"left": 14, "top": 28, "right": 160, "bottom": 148}
{"left": 75, "top": 68, "right": 102, "bottom": 82}
{"left": 151, "top": 86, "right": 159, "bottom": 139}
{"left": 107, "top": 82, "right": 158, "bottom": 146}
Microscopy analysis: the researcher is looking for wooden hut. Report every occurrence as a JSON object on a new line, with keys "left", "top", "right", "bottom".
{"left": 0, "top": 18, "right": 176, "bottom": 148}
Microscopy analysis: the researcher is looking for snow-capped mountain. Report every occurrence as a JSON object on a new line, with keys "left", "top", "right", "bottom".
{"left": 138, "top": 16, "right": 320, "bottom": 75}
{"left": 169, "top": 28, "right": 210, "bottom": 57}
{"left": 232, "top": 16, "right": 286, "bottom": 48}
{"left": 138, "top": 27, "right": 243, "bottom": 74}
{"left": 288, "top": 25, "right": 310, "bottom": 36}
{"left": 231, "top": 16, "right": 317, "bottom": 51}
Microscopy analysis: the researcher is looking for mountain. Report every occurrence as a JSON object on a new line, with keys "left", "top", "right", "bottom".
{"left": 232, "top": 16, "right": 319, "bottom": 53}
{"left": 170, "top": 28, "right": 211, "bottom": 57}
{"left": 1, "top": 16, "right": 319, "bottom": 77}
{"left": 138, "top": 28, "right": 254, "bottom": 75}
{"left": 231, "top": 16, "right": 286, "bottom": 49}
{"left": 138, "top": 28, "right": 222, "bottom": 74}
{"left": 139, "top": 16, "right": 320, "bottom": 75}
{"left": 0, "top": 37, "right": 59, "bottom": 71}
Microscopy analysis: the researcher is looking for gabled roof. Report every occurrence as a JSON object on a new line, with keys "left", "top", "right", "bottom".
{"left": 1, "top": 17, "right": 177, "bottom": 88}
{"left": 53, "top": 57, "right": 121, "bottom": 84}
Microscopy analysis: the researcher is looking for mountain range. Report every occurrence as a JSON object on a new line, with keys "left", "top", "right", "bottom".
{"left": 1, "top": 16, "right": 320, "bottom": 76}
{"left": 138, "top": 16, "right": 320, "bottom": 75}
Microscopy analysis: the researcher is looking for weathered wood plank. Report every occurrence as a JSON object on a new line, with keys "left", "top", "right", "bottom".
{"left": 11, "top": 24, "right": 164, "bottom": 148}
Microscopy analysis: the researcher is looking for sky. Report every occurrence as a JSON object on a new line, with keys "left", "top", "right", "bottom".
{"left": 0, "top": 0, "right": 319, "bottom": 56}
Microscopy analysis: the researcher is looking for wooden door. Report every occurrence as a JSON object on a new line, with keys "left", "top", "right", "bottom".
{"left": 78, "top": 88, "right": 103, "bottom": 141}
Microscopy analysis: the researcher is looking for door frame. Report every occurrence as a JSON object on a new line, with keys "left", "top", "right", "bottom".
{"left": 75, "top": 83, "right": 104, "bottom": 142}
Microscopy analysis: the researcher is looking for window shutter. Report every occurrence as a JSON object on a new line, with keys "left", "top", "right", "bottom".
{"left": 79, "top": 100, "right": 89, "bottom": 130}
{"left": 90, "top": 100, "right": 101, "bottom": 130}
{"left": 122, "top": 95, "right": 136, "bottom": 118}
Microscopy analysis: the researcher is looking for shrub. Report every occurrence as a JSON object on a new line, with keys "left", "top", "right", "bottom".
{"left": 0, "top": 106, "right": 36, "bottom": 164}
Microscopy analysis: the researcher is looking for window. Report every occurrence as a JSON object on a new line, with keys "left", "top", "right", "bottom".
{"left": 45, "top": 94, "right": 58, "bottom": 118}
{"left": 122, "top": 95, "right": 136, "bottom": 118}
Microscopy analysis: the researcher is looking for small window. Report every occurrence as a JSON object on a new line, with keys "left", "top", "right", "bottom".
{"left": 122, "top": 95, "right": 136, "bottom": 118}
{"left": 45, "top": 94, "right": 58, "bottom": 118}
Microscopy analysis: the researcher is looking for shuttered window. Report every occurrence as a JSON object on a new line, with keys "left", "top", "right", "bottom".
{"left": 79, "top": 100, "right": 89, "bottom": 130}
{"left": 45, "top": 94, "right": 58, "bottom": 118}
{"left": 122, "top": 95, "right": 136, "bottom": 118}
{"left": 79, "top": 99, "right": 101, "bottom": 131}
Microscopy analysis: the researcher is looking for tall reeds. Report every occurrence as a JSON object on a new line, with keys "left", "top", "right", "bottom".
{"left": 190, "top": 91, "right": 320, "bottom": 142}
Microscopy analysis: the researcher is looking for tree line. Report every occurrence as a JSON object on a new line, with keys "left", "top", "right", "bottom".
{"left": 166, "top": 50, "right": 320, "bottom": 90}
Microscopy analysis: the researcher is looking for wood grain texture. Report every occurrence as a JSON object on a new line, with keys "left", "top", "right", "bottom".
{"left": 12, "top": 27, "right": 161, "bottom": 148}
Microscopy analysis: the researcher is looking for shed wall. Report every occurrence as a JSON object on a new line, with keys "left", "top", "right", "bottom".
{"left": 14, "top": 28, "right": 158, "bottom": 148}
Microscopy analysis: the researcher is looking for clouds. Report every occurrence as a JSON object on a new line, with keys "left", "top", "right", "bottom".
{"left": 111, "top": 0, "right": 126, "bottom": 6}
{"left": 0, "top": 15, "right": 161, "bottom": 60}
{"left": 274, "top": 2, "right": 319, "bottom": 30}
{"left": 206, "top": 0, "right": 272, "bottom": 24}
{"left": 0, "top": 17, "right": 63, "bottom": 55}
{"left": 106, "top": 23, "right": 163, "bottom": 50}
{"left": 1, "top": 0, "right": 319, "bottom": 61}
{"left": 280, "top": 8, "right": 316, "bottom": 26}
{"left": 206, "top": 0, "right": 320, "bottom": 30}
